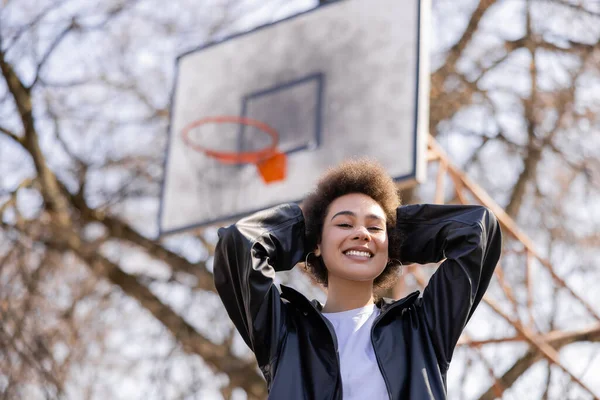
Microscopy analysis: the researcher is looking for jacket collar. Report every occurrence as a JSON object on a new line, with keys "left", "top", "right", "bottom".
{"left": 280, "top": 284, "right": 420, "bottom": 316}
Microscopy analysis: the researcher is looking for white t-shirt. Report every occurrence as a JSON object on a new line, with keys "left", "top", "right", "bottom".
{"left": 322, "top": 304, "right": 389, "bottom": 399}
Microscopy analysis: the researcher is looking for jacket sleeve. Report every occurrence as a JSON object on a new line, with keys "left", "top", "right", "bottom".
{"left": 396, "top": 204, "right": 502, "bottom": 370}
{"left": 213, "top": 203, "right": 305, "bottom": 368}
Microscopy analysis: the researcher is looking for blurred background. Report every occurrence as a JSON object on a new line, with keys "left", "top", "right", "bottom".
{"left": 0, "top": 0, "right": 599, "bottom": 399}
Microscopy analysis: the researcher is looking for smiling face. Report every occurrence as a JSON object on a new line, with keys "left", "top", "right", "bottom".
{"left": 316, "top": 193, "right": 389, "bottom": 284}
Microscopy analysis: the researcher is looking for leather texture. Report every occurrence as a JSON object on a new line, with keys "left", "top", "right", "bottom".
{"left": 213, "top": 203, "right": 502, "bottom": 400}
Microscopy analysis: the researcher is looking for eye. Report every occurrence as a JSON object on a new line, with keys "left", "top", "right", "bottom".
{"left": 368, "top": 226, "right": 384, "bottom": 232}
{"left": 336, "top": 223, "right": 352, "bottom": 228}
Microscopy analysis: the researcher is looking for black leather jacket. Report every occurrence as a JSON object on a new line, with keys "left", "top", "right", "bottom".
{"left": 214, "top": 203, "right": 502, "bottom": 399}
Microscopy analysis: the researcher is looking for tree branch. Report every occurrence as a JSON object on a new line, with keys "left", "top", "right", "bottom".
{"left": 477, "top": 324, "right": 600, "bottom": 400}
{"left": 0, "top": 125, "right": 24, "bottom": 147}
{"left": 438, "top": 0, "right": 500, "bottom": 74}
{"left": 44, "top": 234, "right": 266, "bottom": 400}
{"left": 69, "top": 191, "right": 215, "bottom": 292}
{"left": 538, "top": 0, "right": 600, "bottom": 19}
{"left": 1, "top": 1, "right": 68, "bottom": 53}
{"left": 0, "top": 47, "right": 72, "bottom": 227}
{"left": 505, "top": 43, "right": 592, "bottom": 217}
{"left": 430, "top": 0, "right": 502, "bottom": 132}
{"left": 30, "top": 20, "right": 79, "bottom": 89}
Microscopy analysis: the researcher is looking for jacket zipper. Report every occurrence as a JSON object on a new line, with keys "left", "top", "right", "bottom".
{"left": 370, "top": 295, "right": 419, "bottom": 400}
{"left": 371, "top": 310, "right": 393, "bottom": 400}
{"left": 313, "top": 305, "right": 343, "bottom": 399}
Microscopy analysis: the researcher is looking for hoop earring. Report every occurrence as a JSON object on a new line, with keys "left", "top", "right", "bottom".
{"left": 305, "top": 252, "right": 315, "bottom": 267}
{"left": 387, "top": 258, "right": 404, "bottom": 276}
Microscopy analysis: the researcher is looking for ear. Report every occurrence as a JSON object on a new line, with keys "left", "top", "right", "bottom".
{"left": 315, "top": 244, "right": 321, "bottom": 257}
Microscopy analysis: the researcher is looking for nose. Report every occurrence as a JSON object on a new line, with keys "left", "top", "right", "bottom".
{"left": 353, "top": 226, "right": 371, "bottom": 242}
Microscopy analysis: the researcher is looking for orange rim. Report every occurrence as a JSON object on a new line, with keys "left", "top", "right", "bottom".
{"left": 181, "top": 115, "right": 279, "bottom": 164}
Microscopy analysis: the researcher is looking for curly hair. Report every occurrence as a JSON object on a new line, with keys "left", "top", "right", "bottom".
{"left": 302, "top": 158, "right": 403, "bottom": 291}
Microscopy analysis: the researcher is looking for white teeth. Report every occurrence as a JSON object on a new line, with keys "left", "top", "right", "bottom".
{"left": 345, "top": 250, "right": 372, "bottom": 258}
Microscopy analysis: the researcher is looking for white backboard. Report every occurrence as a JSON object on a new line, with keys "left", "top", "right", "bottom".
{"left": 159, "top": 0, "right": 430, "bottom": 235}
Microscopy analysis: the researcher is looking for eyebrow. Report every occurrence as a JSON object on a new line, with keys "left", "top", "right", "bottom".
{"left": 330, "top": 210, "right": 385, "bottom": 222}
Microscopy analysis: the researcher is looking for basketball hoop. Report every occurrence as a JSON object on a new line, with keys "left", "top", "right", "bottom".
{"left": 181, "top": 115, "right": 287, "bottom": 184}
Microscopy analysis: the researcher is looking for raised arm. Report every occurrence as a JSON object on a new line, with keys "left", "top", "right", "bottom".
{"left": 396, "top": 204, "right": 502, "bottom": 370}
{"left": 213, "top": 203, "right": 305, "bottom": 368}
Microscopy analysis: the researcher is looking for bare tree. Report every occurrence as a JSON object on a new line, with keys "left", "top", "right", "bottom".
{"left": 422, "top": 0, "right": 600, "bottom": 398}
{"left": 0, "top": 0, "right": 598, "bottom": 399}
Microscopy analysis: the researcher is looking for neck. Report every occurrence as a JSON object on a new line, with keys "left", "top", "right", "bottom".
{"left": 322, "top": 276, "right": 374, "bottom": 313}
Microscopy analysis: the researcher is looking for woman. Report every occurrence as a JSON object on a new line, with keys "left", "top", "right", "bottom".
{"left": 214, "top": 159, "right": 502, "bottom": 399}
